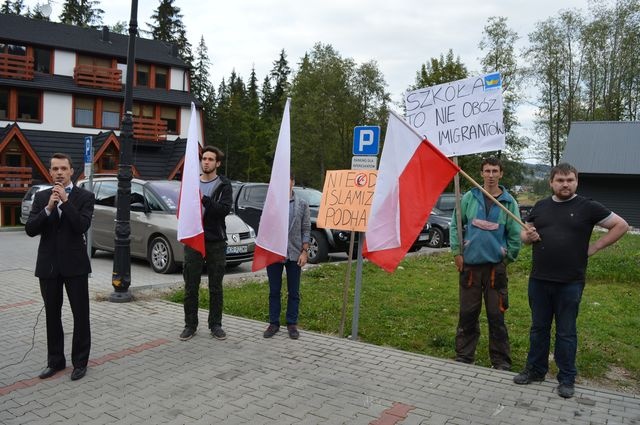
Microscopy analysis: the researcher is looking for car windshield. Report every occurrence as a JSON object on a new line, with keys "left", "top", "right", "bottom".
{"left": 294, "top": 187, "right": 322, "bottom": 207}
{"left": 147, "top": 180, "right": 180, "bottom": 211}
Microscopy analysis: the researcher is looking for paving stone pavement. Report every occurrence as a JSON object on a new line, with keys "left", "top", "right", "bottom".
{"left": 1, "top": 229, "right": 639, "bottom": 424}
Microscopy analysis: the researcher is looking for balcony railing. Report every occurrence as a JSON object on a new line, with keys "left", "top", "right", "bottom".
{"left": 0, "top": 166, "right": 32, "bottom": 193}
{"left": 74, "top": 64, "right": 122, "bottom": 91}
{"left": 133, "top": 117, "right": 167, "bottom": 142}
{"left": 0, "top": 54, "right": 34, "bottom": 80}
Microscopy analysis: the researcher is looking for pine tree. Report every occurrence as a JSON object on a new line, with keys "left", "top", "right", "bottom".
{"left": 147, "top": 0, "right": 192, "bottom": 67}
{"left": 1, "top": 1, "right": 12, "bottom": 14}
{"left": 11, "top": 0, "right": 24, "bottom": 14}
{"left": 191, "top": 36, "right": 212, "bottom": 101}
{"left": 59, "top": 0, "right": 104, "bottom": 27}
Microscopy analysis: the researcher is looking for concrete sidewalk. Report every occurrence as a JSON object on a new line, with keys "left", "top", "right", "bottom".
{"left": 1, "top": 230, "right": 639, "bottom": 424}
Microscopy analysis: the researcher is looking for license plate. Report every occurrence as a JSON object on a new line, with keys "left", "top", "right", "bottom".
{"left": 226, "top": 245, "right": 248, "bottom": 254}
{"left": 418, "top": 234, "right": 429, "bottom": 241}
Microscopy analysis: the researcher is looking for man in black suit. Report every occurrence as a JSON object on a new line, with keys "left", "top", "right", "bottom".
{"left": 25, "top": 153, "right": 95, "bottom": 381}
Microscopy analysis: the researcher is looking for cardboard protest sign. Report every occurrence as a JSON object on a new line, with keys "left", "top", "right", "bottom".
{"left": 404, "top": 72, "right": 505, "bottom": 157}
{"left": 317, "top": 170, "right": 377, "bottom": 232}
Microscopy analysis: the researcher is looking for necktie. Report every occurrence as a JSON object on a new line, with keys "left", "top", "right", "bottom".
{"left": 65, "top": 187, "right": 72, "bottom": 194}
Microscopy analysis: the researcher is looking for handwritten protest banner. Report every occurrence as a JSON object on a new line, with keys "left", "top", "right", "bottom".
{"left": 317, "top": 170, "right": 377, "bottom": 232}
{"left": 404, "top": 72, "right": 505, "bottom": 157}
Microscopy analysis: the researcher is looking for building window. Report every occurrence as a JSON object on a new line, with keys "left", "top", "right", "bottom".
{"left": 136, "top": 64, "right": 150, "bottom": 87}
{"left": 0, "top": 88, "right": 7, "bottom": 119}
{"left": 155, "top": 66, "right": 168, "bottom": 89}
{"left": 101, "top": 100, "right": 121, "bottom": 129}
{"left": 0, "top": 89, "right": 42, "bottom": 122}
{"left": 78, "top": 55, "right": 111, "bottom": 68}
{"left": 133, "top": 103, "right": 154, "bottom": 119}
{"left": 17, "top": 90, "right": 40, "bottom": 121}
{"left": 98, "top": 145, "right": 118, "bottom": 173}
{"left": 33, "top": 48, "right": 52, "bottom": 74}
{"left": 74, "top": 97, "right": 94, "bottom": 127}
{"left": 160, "top": 106, "right": 178, "bottom": 133}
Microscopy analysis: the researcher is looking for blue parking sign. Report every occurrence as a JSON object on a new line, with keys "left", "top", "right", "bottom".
{"left": 84, "top": 136, "right": 92, "bottom": 163}
{"left": 353, "top": 126, "right": 380, "bottom": 155}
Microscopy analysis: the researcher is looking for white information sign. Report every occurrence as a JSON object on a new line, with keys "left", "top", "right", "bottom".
{"left": 351, "top": 156, "right": 377, "bottom": 170}
{"left": 404, "top": 72, "right": 505, "bottom": 157}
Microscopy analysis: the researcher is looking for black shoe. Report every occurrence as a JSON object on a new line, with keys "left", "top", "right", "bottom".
{"left": 38, "top": 366, "right": 64, "bottom": 379}
{"left": 287, "top": 325, "right": 300, "bottom": 340}
{"left": 558, "top": 383, "right": 575, "bottom": 398}
{"left": 70, "top": 367, "right": 87, "bottom": 381}
{"left": 263, "top": 324, "right": 280, "bottom": 338}
{"left": 493, "top": 364, "right": 511, "bottom": 371}
{"left": 179, "top": 327, "right": 197, "bottom": 341}
{"left": 211, "top": 326, "right": 227, "bottom": 340}
{"left": 513, "top": 367, "right": 546, "bottom": 385}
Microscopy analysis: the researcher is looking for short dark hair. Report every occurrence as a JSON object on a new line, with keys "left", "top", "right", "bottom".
{"left": 201, "top": 145, "right": 224, "bottom": 162}
{"left": 481, "top": 157, "right": 502, "bottom": 171}
{"left": 550, "top": 163, "right": 578, "bottom": 181}
{"left": 51, "top": 152, "right": 73, "bottom": 169}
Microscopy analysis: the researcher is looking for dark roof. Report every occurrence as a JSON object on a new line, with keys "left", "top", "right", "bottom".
{"left": 562, "top": 121, "right": 640, "bottom": 175}
{"left": 0, "top": 14, "right": 187, "bottom": 68}
{"left": 17, "top": 127, "right": 185, "bottom": 181}
{"left": 0, "top": 73, "right": 199, "bottom": 107}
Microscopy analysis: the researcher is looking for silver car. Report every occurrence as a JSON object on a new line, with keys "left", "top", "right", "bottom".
{"left": 20, "top": 184, "right": 52, "bottom": 224}
{"left": 78, "top": 177, "right": 255, "bottom": 273}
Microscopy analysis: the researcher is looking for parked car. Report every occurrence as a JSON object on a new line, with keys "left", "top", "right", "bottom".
{"left": 20, "top": 184, "right": 52, "bottom": 224}
{"left": 231, "top": 182, "right": 344, "bottom": 264}
{"left": 77, "top": 177, "right": 256, "bottom": 273}
{"left": 427, "top": 207, "right": 451, "bottom": 248}
{"left": 435, "top": 192, "right": 456, "bottom": 215}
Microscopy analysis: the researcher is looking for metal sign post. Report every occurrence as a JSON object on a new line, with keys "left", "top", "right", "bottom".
{"left": 83, "top": 136, "right": 93, "bottom": 270}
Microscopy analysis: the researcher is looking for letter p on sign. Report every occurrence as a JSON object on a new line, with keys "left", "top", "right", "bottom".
{"left": 353, "top": 126, "right": 380, "bottom": 155}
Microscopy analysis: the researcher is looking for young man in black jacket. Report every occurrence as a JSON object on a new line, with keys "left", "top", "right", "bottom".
{"left": 180, "top": 146, "right": 233, "bottom": 341}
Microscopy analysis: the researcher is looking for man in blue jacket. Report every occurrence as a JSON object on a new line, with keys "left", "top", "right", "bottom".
{"left": 450, "top": 157, "right": 521, "bottom": 370}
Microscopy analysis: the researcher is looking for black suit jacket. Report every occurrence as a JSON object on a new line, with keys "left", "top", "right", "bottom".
{"left": 25, "top": 186, "right": 95, "bottom": 278}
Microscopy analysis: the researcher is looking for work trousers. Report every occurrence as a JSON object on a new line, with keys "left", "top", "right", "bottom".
{"left": 455, "top": 262, "right": 511, "bottom": 369}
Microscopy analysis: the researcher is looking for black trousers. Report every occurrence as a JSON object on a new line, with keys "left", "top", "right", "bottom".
{"left": 39, "top": 274, "right": 91, "bottom": 369}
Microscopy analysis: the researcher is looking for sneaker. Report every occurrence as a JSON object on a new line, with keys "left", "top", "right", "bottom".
{"left": 263, "top": 324, "right": 280, "bottom": 338}
{"left": 287, "top": 325, "right": 300, "bottom": 340}
{"left": 179, "top": 327, "right": 196, "bottom": 341}
{"left": 557, "top": 383, "right": 575, "bottom": 398}
{"left": 211, "top": 326, "right": 227, "bottom": 340}
{"left": 513, "top": 367, "right": 545, "bottom": 385}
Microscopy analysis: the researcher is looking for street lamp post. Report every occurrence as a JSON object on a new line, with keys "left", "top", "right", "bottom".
{"left": 110, "top": 0, "right": 138, "bottom": 303}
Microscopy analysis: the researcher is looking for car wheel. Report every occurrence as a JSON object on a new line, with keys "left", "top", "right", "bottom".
{"left": 148, "top": 236, "right": 176, "bottom": 274}
{"left": 308, "top": 230, "right": 329, "bottom": 264}
{"left": 428, "top": 227, "right": 444, "bottom": 248}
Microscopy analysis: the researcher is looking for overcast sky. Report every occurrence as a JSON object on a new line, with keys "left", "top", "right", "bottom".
{"left": 24, "top": 0, "right": 593, "bottom": 159}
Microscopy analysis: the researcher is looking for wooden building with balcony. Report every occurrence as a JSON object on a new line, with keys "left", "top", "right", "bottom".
{"left": 0, "top": 14, "right": 201, "bottom": 227}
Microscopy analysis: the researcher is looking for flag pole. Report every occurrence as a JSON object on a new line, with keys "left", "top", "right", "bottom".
{"left": 389, "top": 110, "right": 527, "bottom": 229}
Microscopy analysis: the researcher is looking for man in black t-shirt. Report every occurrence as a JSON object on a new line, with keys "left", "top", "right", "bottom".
{"left": 513, "top": 163, "right": 628, "bottom": 399}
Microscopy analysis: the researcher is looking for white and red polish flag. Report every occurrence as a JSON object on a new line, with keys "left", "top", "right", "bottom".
{"left": 177, "top": 102, "right": 205, "bottom": 256}
{"left": 364, "top": 111, "right": 459, "bottom": 272}
{"left": 251, "top": 98, "right": 292, "bottom": 271}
